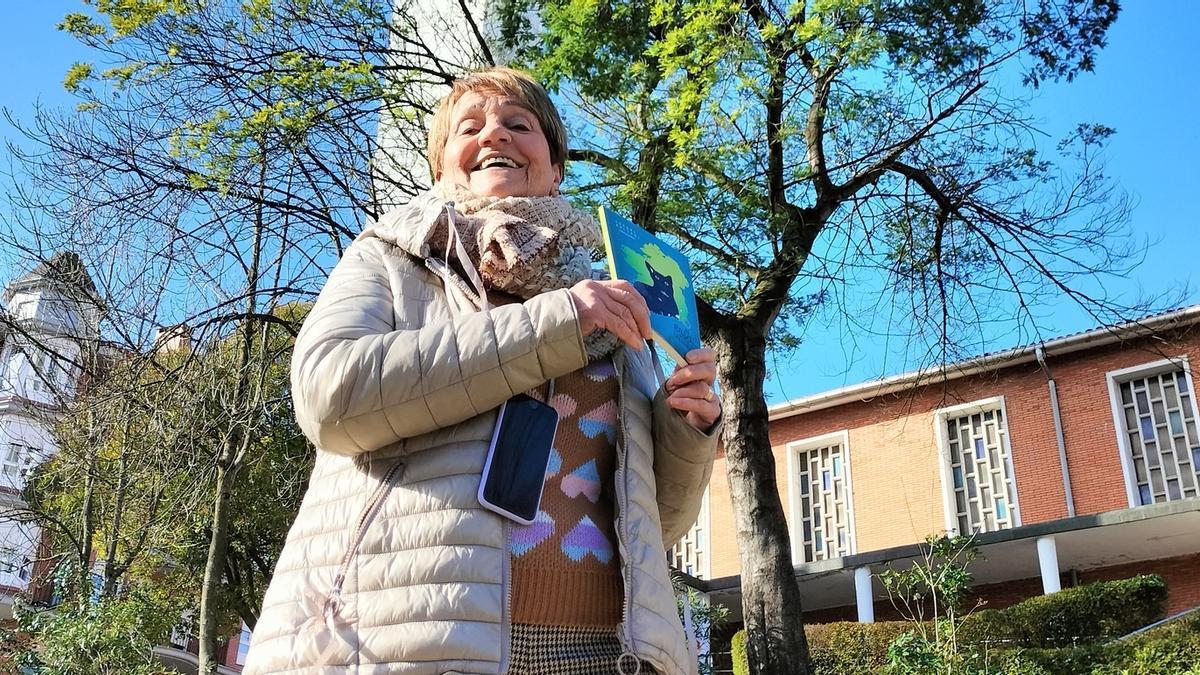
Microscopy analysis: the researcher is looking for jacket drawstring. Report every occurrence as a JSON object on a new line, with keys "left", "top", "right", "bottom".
{"left": 443, "top": 201, "right": 489, "bottom": 310}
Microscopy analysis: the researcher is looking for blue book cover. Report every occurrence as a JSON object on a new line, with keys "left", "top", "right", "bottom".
{"left": 597, "top": 207, "right": 701, "bottom": 363}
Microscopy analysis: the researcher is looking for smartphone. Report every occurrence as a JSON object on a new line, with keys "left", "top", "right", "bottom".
{"left": 478, "top": 394, "right": 560, "bottom": 524}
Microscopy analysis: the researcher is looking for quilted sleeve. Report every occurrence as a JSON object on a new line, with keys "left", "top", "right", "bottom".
{"left": 651, "top": 389, "right": 721, "bottom": 547}
{"left": 291, "top": 239, "right": 589, "bottom": 456}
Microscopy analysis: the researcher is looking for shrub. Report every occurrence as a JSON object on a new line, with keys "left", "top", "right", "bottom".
{"left": 731, "top": 630, "right": 748, "bottom": 675}
{"left": 960, "top": 575, "right": 1168, "bottom": 649}
{"left": 1091, "top": 613, "right": 1200, "bottom": 675}
{"left": 996, "top": 613, "right": 1200, "bottom": 675}
{"left": 808, "top": 621, "right": 911, "bottom": 675}
{"left": 727, "top": 576, "right": 1175, "bottom": 675}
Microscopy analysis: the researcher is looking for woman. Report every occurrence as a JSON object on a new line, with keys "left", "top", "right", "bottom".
{"left": 244, "top": 67, "right": 720, "bottom": 675}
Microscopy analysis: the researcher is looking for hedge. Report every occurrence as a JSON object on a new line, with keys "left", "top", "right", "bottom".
{"left": 807, "top": 621, "right": 912, "bottom": 674}
{"left": 1005, "top": 612, "right": 1200, "bottom": 675}
{"left": 728, "top": 575, "right": 1171, "bottom": 674}
{"left": 959, "top": 574, "right": 1168, "bottom": 649}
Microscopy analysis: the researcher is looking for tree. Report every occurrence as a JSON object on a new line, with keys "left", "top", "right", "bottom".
{"left": 879, "top": 534, "right": 982, "bottom": 674}
{"left": 494, "top": 1, "right": 1131, "bottom": 672}
{"left": 14, "top": 311, "right": 312, "bottom": 670}
{"left": 2, "top": 1, "right": 496, "bottom": 671}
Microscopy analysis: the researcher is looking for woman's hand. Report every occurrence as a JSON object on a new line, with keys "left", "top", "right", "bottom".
{"left": 665, "top": 348, "right": 721, "bottom": 431}
{"left": 569, "top": 279, "right": 652, "bottom": 350}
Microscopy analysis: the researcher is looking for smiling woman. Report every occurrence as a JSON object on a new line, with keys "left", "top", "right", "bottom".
{"left": 242, "top": 67, "right": 722, "bottom": 675}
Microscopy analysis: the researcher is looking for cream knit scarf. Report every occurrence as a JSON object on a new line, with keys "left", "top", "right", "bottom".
{"left": 430, "top": 184, "right": 601, "bottom": 300}
{"left": 424, "top": 185, "right": 621, "bottom": 359}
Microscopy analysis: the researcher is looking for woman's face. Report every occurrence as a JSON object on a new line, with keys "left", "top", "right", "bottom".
{"left": 438, "top": 91, "right": 562, "bottom": 198}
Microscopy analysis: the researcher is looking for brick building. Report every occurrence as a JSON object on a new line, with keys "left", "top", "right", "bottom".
{"left": 672, "top": 306, "right": 1200, "bottom": 627}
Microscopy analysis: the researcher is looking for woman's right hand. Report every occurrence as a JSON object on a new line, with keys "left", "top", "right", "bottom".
{"left": 568, "top": 279, "right": 651, "bottom": 350}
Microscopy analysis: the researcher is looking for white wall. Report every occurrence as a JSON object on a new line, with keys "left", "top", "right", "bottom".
{"left": 0, "top": 511, "right": 40, "bottom": 592}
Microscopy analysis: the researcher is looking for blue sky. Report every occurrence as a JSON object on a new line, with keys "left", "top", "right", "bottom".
{"left": 2, "top": 2, "right": 1197, "bottom": 401}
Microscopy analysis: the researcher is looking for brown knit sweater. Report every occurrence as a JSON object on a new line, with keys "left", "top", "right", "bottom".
{"left": 509, "top": 355, "right": 624, "bottom": 627}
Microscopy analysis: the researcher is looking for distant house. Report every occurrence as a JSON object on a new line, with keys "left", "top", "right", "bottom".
{"left": 0, "top": 251, "right": 105, "bottom": 613}
{"left": 0, "top": 253, "right": 249, "bottom": 674}
{"left": 672, "top": 306, "right": 1200, "bottom": 632}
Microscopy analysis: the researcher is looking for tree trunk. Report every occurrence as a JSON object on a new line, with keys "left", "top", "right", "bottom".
{"left": 714, "top": 318, "right": 810, "bottom": 675}
{"left": 197, "top": 458, "right": 238, "bottom": 674}
{"left": 78, "top": 430, "right": 97, "bottom": 603}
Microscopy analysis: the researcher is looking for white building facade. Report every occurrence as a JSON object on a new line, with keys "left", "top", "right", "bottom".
{"left": 0, "top": 252, "right": 104, "bottom": 618}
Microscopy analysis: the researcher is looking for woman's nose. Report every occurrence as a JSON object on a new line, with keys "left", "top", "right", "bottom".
{"left": 478, "top": 119, "right": 511, "bottom": 146}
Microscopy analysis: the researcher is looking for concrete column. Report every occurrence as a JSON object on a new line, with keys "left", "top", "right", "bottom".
{"left": 854, "top": 566, "right": 875, "bottom": 623}
{"left": 1037, "top": 536, "right": 1062, "bottom": 594}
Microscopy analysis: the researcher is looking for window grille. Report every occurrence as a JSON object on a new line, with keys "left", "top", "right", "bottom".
{"left": 1117, "top": 369, "right": 1200, "bottom": 505}
{"left": 794, "top": 441, "right": 854, "bottom": 562}
{"left": 2, "top": 444, "right": 35, "bottom": 477}
{"left": 0, "top": 547, "right": 18, "bottom": 574}
{"left": 944, "top": 407, "right": 1018, "bottom": 534}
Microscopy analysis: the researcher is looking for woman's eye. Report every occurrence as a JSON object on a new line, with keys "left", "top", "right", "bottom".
{"left": 511, "top": 122, "right": 531, "bottom": 132}
{"left": 460, "top": 126, "right": 479, "bottom": 135}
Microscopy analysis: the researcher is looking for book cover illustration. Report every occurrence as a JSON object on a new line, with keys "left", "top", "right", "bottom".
{"left": 597, "top": 206, "right": 701, "bottom": 364}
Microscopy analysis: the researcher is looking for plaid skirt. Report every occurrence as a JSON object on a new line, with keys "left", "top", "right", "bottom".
{"left": 508, "top": 624, "right": 660, "bottom": 675}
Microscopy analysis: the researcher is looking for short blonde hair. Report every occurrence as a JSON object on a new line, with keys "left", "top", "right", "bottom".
{"left": 427, "top": 67, "right": 568, "bottom": 180}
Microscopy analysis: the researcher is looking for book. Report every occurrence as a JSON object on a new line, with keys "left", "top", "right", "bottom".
{"left": 597, "top": 206, "right": 701, "bottom": 364}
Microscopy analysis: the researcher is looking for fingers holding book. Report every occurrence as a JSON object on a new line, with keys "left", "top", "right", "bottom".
{"left": 665, "top": 348, "right": 721, "bottom": 430}
{"left": 569, "top": 279, "right": 652, "bottom": 350}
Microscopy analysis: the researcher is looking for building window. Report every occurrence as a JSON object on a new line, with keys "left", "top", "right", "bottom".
{"left": 235, "top": 623, "right": 252, "bottom": 665}
{"left": 670, "top": 489, "right": 709, "bottom": 578}
{"left": 788, "top": 432, "right": 856, "bottom": 563}
{"left": 1111, "top": 363, "right": 1200, "bottom": 505}
{"left": 0, "top": 547, "right": 27, "bottom": 579}
{"left": 2, "top": 444, "right": 35, "bottom": 477}
{"left": 0, "top": 547, "right": 16, "bottom": 573}
{"left": 169, "top": 610, "right": 195, "bottom": 650}
{"left": 938, "top": 399, "right": 1020, "bottom": 535}
{"left": 28, "top": 351, "right": 57, "bottom": 394}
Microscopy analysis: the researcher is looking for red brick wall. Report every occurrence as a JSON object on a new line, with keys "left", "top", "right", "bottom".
{"left": 705, "top": 326, "right": 1200, "bottom": 579}
{"left": 1077, "top": 552, "right": 1200, "bottom": 616}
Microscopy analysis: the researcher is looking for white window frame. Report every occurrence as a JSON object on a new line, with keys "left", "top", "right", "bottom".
{"left": 235, "top": 622, "right": 252, "bottom": 665}
{"left": 934, "top": 396, "right": 1022, "bottom": 535}
{"left": 785, "top": 430, "right": 858, "bottom": 564}
{"left": 669, "top": 488, "right": 711, "bottom": 579}
{"left": 1106, "top": 356, "right": 1200, "bottom": 508}
{"left": 2, "top": 443, "right": 36, "bottom": 478}
{"left": 0, "top": 545, "right": 29, "bottom": 585}
{"left": 28, "top": 350, "right": 57, "bottom": 394}
{"left": 169, "top": 609, "right": 195, "bottom": 650}
{"left": 0, "top": 546, "right": 19, "bottom": 575}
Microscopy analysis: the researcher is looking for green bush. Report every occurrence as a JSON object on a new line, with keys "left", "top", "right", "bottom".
{"left": 808, "top": 621, "right": 912, "bottom": 675}
{"left": 731, "top": 630, "right": 748, "bottom": 675}
{"left": 727, "top": 576, "right": 1173, "bottom": 675}
{"left": 961, "top": 575, "right": 1168, "bottom": 649}
{"left": 989, "top": 613, "right": 1200, "bottom": 675}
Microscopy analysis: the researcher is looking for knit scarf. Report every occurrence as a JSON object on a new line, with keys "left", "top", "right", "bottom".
{"left": 418, "top": 185, "right": 621, "bottom": 359}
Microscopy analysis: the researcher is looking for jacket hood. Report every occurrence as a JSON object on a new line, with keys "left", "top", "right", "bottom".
{"left": 358, "top": 190, "right": 451, "bottom": 261}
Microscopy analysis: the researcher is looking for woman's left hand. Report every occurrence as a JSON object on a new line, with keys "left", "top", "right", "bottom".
{"left": 664, "top": 347, "right": 721, "bottom": 431}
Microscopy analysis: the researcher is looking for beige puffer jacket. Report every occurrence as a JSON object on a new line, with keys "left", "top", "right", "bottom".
{"left": 243, "top": 195, "right": 719, "bottom": 675}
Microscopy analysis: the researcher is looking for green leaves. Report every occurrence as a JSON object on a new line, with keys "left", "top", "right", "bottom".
{"left": 16, "top": 588, "right": 185, "bottom": 675}
{"left": 63, "top": 62, "right": 95, "bottom": 93}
